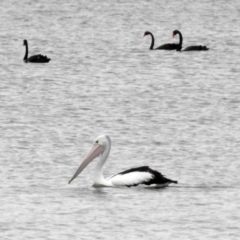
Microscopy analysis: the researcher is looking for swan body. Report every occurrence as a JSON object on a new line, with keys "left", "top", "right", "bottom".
{"left": 23, "top": 40, "right": 51, "bottom": 63}
{"left": 144, "top": 31, "right": 180, "bottom": 50}
{"left": 68, "top": 135, "right": 178, "bottom": 188}
{"left": 183, "top": 45, "right": 209, "bottom": 51}
{"left": 172, "top": 30, "right": 209, "bottom": 51}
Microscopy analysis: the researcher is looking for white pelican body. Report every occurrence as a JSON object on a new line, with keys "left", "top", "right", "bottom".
{"left": 69, "top": 135, "right": 178, "bottom": 188}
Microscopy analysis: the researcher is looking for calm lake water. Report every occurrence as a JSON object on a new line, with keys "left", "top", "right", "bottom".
{"left": 1, "top": 0, "right": 240, "bottom": 239}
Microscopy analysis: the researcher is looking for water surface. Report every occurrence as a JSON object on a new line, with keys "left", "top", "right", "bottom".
{"left": 1, "top": 0, "right": 240, "bottom": 239}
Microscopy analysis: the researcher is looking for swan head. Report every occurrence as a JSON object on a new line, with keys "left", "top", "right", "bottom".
{"left": 23, "top": 39, "right": 27, "bottom": 46}
{"left": 172, "top": 30, "right": 180, "bottom": 37}
{"left": 143, "top": 31, "right": 151, "bottom": 37}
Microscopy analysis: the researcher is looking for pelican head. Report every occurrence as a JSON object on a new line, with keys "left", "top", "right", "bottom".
{"left": 94, "top": 134, "right": 111, "bottom": 148}
{"left": 68, "top": 135, "right": 111, "bottom": 184}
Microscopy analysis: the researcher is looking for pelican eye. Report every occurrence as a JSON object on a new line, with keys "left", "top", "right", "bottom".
{"left": 96, "top": 140, "right": 99, "bottom": 144}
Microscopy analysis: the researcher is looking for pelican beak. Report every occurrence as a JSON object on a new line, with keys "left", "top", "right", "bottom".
{"left": 68, "top": 144, "right": 104, "bottom": 184}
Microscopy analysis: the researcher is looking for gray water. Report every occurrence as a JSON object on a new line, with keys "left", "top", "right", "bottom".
{"left": 1, "top": 0, "right": 240, "bottom": 239}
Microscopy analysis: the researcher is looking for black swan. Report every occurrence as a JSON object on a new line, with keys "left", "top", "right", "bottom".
{"left": 172, "top": 30, "right": 209, "bottom": 51}
{"left": 143, "top": 31, "right": 180, "bottom": 50}
{"left": 23, "top": 40, "right": 51, "bottom": 63}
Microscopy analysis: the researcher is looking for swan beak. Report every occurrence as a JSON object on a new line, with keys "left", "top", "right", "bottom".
{"left": 68, "top": 144, "right": 104, "bottom": 184}
{"left": 143, "top": 33, "right": 146, "bottom": 37}
{"left": 172, "top": 33, "right": 175, "bottom": 38}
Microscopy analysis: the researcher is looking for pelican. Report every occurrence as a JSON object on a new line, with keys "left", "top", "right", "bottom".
{"left": 68, "top": 135, "right": 178, "bottom": 187}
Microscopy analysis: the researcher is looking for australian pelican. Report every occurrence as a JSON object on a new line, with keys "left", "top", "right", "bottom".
{"left": 68, "top": 135, "right": 178, "bottom": 187}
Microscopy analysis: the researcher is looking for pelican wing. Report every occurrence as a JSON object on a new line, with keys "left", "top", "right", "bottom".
{"left": 108, "top": 166, "right": 155, "bottom": 187}
{"left": 108, "top": 166, "right": 178, "bottom": 187}
{"left": 110, "top": 171, "right": 153, "bottom": 187}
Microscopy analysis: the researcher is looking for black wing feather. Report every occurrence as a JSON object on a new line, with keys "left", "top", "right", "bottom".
{"left": 156, "top": 43, "right": 181, "bottom": 50}
{"left": 112, "top": 166, "right": 177, "bottom": 187}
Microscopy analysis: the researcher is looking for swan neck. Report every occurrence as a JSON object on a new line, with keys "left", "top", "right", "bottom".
{"left": 149, "top": 33, "right": 154, "bottom": 50}
{"left": 178, "top": 31, "right": 183, "bottom": 47}
{"left": 24, "top": 42, "right": 28, "bottom": 60}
